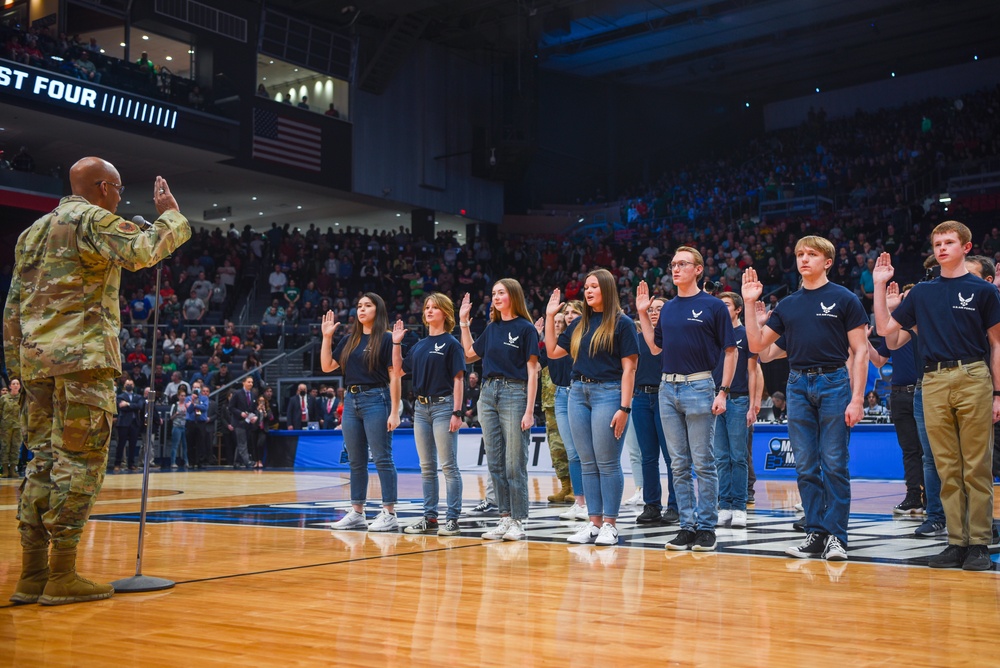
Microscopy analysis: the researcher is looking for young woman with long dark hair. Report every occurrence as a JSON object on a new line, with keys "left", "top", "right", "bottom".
{"left": 322, "top": 292, "right": 401, "bottom": 532}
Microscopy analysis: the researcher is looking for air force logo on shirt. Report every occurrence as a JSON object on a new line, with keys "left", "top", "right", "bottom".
{"left": 503, "top": 332, "right": 521, "bottom": 349}
{"left": 688, "top": 309, "right": 703, "bottom": 322}
{"left": 817, "top": 301, "right": 838, "bottom": 318}
{"left": 431, "top": 342, "right": 446, "bottom": 356}
{"left": 956, "top": 292, "right": 975, "bottom": 311}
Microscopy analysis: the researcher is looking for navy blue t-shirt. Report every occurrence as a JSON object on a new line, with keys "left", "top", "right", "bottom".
{"left": 636, "top": 332, "right": 662, "bottom": 386}
{"left": 875, "top": 338, "right": 919, "bottom": 386}
{"left": 768, "top": 281, "right": 868, "bottom": 369}
{"left": 557, "top": 313, "right": 640, "bottom": 382}
{"left": 472, "top": 317, "right": 539, "bottom": 381}
{"left": 549, "top": 355, "right": 573, "bottom": 387}
{"left": 892, "top": 273, "right": 1000, "bottom": 366}
{"left": 402, "top": 333, "right": 466, "bottom": 397}
{"left": 713, "top": 324, "right": 754, "bottom": 394}
{"left": 332, "top": 331, "right": 393, "bottom": 385}
{"left": 655, "top": 292, "right": 736, "bottom": 374}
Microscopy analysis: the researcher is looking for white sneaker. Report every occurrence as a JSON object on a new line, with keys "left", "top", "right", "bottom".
{"left": 595, "top": 522, "right": 619, "bottom": 546}
{"left": 482, "top": 516, "right": 514, "bottom": 540}
{"left": 560, "top": 503, "right": 588, "bottom": 521}
{"left": 567, "top": 522, "right": 600, "bottom": 544}
{"left": 717, "top": 509, "right": 733, "bottom": 526}
{"left": 332, "top": 509, "right": 368, "bottom": 531}
{"left": 368, "top": 509, "right": 399, "bottom": 532}
{"left": 731, "top": 510, "right": 747, "bottom": 528}
{"left": 624, "top": 488, "right": 643, "bottom": 506}
{"left": 502, "top": 519, "right": 526, "bottom": 541}
{"left": 793, "top": 502, "right": 804, "bottom": 512}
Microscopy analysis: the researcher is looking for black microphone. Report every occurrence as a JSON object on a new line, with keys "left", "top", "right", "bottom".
{"left": 132, "top": 215, "right": 153, "bottom": 230}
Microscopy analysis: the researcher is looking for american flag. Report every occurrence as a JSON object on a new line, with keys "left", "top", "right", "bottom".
{"left": 252, "top": 108, "right": 323, "bottom": 171}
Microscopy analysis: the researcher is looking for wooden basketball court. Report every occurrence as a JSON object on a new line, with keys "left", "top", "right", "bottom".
{"left": 1, "top": 471, "right": 998, "bottom": 666}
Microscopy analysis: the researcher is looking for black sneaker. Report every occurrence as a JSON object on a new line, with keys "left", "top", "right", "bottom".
{"left": 746, "top": 491, "right": 755, "bottom": 506}
{"left": 914, "top": 519, "right": 947, "bottom": 537}
{"left": 468, "top": 500, "right": 499, "bottom": 516}
{"left": 691, "top": 530, "right": 717, "bottom": 552}
{"left": 962, "top": 545, "right": 993, "bottom": 571}
{"left": 993, "top": 523, "right": 1000, "bottom": 546}
{"left": 892, "top": 491, "right": 926, "bottom": 516}
{"left": 928, "top": 544, "right": 968, "bottom": 569}
{"left": 792, "top": 517, "right": 806, "bottom": 532}
{"left": 785, "top": 532, "right": 826, "bottom": 558}
{"left": 636, "top": 505, "right": 663, "bottom": 524}
{"left": 666, "top": 529, "right": 697, "bottom": 551}
{"left": 661, "top": 507, "right": 680, "bottom": 525}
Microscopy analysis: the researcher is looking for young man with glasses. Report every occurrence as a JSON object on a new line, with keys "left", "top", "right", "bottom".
{"left": 637, "top": 246, "right": 736, "bottom": 552}
{"left": 742, "top": 236, "right": 868, "bottom": 562}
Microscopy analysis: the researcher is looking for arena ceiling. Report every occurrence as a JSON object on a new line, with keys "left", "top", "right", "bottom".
{"left": 272, "top": 0, "right": 1000, "bottom": 103}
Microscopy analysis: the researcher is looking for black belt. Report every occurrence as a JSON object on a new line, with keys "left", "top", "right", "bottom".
{"left": 347, "top": 383, "right": 387, "bottom": 394}
{"left": 484, "top": 376, "right": 526, "bottom": 385}
{"left": 578, "top": 375, "right": 602, "bottom": 384}
{"left": 417, "top": 395, "right": 450, "bottom": 404}
{"left": 923, "top": 357, "right": 983, "bottom": 373}
{"left": 891, "top": 384, "right": 917, "bottom": 392}
{"left": 634, "top": 385, "right": 659, "bottom": 394}
{"left": 728, "top": 391, "right": 749, "bottom": 398}
{"left": 795, "top": 365, "right": 844, "bottom": 375}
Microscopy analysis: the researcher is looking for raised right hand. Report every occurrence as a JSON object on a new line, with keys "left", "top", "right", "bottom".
{"left": 741, "top": 268, "right": 763, "bottom": 303}
{"left": 545, "top": 289, "right": 563, "bottom": 317}
{"left": 635, "top": 281, "right": 650, "bottom": 313}
{"left": 321, "top": 310, "right": 340, "bottom": 337}
{"left": 873, "top": 252, "right": 895, "bottom": 284}
{"left": 458, "top": 293, "right": 472, "bottom": 322}
{"left": 391, "top": 319, "right": 406, "bottom": 343}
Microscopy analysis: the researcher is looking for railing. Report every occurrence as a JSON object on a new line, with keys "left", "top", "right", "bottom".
{"left": 948, "top": 170, "right": 1000, "bottom": 195}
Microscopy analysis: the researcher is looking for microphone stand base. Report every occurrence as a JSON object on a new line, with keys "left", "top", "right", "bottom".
{"left": 110, "top": 574, "right": 176, "bottom": 593}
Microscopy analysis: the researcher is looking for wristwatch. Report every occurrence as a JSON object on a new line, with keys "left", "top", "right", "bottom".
{"left": 619, "top": 405, "right": 631, "bottom": 414}
{"left": 452, "top": 410, "right": 464, "bottom": 418}
{"left": 718, "top": 386, "right": 731, "bottom": 395}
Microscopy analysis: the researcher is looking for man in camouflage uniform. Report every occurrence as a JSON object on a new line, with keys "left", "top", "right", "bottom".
{"left": 0, "top": 378, "right": 21, "bottom": 477}
{"left": 540, "top": 356, "right": 572, "bottom": 503}
{"left": 4, "top": 157, "right": 190, "bottom": 605}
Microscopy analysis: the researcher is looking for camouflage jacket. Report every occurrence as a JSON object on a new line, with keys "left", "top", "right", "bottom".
{"left": 3, "top": 196, "right": 191, "bottom": 382}
{"left": 0, "top": 392, "right": 19, "bottom": 430}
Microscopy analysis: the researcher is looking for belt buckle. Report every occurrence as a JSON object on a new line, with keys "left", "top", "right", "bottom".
{"left": 348, "top": 385, "right": 361, "bottom": 394}
{"left": 418, "top": 396, "right": 429, "bottom": 404}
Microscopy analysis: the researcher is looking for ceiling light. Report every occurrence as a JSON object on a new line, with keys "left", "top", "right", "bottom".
{"left": 165, "top": 56, "right": 173, "bottom": 61}
{"left": 296, "top": 205, "right": 302, "bottom": 209}
{"left": 262, "top": 77, "right": 266, "bottom": 81}
{"left": 269, "top": 60, "right": 273, "bottom": 64}
{"left": 120, "top": 42, "right": 126, "bottom": 47}
{"left": 890, "top": 72, "right": 895, "bottom": 77}
{"left": 100, "top": 49, "right": 105, "bottom": 53}
{"left": 335, "top": 222, "right": 340, "bottom": 226}
{"left": 396, "top": 213, "right": 401, "bottom": 217}
{"left": 744, "top": 102, "right": 750, "bottom": 108}
{"left": 294, "top": 68, "right": 298, "bottom": 72}
{"left": 142, "top": 35, "right": 149, "bottom": 40}
{"left": 974, "top": 55, "right": 979, "bottom": 61}
{"left": 188, "top": 49, "right": 194, "bottom": 54}
{"left": 258, "top": 212, "right": 263, "bottom": 215}
{"left": 251, "top": 196, "right": 257, "bottom": 200}
{"left": 435, "top": 221, "right": 440, "bottom": 225}
{"left": 815, "top": 87, "right": 820, "bottom": 93}
{"left": 222, "top": 218, "right": 226, "bottom": 221}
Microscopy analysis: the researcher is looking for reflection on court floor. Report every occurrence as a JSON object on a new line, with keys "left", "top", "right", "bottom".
{"left": 92, "top": 500, "right": 1000, "bottom": 569}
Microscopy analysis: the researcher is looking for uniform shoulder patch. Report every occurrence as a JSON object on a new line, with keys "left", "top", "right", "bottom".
{"left": 116, "top": 220, "right": 139, "bottom": 234}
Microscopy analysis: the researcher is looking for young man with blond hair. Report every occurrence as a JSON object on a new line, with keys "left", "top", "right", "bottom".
{"left": 743, "top": 236, "right": 868, "bottom": 562}
{"left": 874, "top": 221, "right": 1000, "bottom": 571}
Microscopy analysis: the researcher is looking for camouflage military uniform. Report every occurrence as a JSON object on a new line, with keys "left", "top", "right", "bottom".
{"left": 0, "top": 391, "right": 21, "bottom": 476}
{"left": 3, "top": 195, "right": 190, "bottom": 551}
{"left": 540, "top": 366, "right": 569, "bottom": 480}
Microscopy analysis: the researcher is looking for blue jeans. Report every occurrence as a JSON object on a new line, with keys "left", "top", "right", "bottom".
{"left": 478, "top": 378, "right": 529, "bottom": 520}
{"left": 170, "top": 423, "right": 187, "bottom": 466}
{"left": 659, "top": 378, "right": 718, "bottom": 531}
{"left": 555, "top": 386, "right": 583, "bottom": 496}
{"left": 413, "top": 399, "right": 462, "bottom": 520}
{"left": 624, "top": 416, "right": 643, "bottom": 488}
{"left": 568, "top": 381, "right": 626, "bottom": 519}
{"left": 631, "top": 389, "right": 677, "bottom": 511}
{"left": 714, "top": 394, "right": 750, "bottom": 511}
{"left": 786, "top": 368, "right": 851, "bottom": 544}
{"left": 914, "top": 388, "right": 945, "bottom": 524}
{"left": 341, "top": 388, "right": 397, "bottom": 505}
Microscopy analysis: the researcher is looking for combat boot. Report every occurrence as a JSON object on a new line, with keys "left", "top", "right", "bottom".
{"left": 38, "top": 547, "right": 114, "bottom": 606}
{"left": 548, "top": 476, "right": 574, "bottom": 504}
{"left": 9, "top": 547, "right": 49, "bottom": 604}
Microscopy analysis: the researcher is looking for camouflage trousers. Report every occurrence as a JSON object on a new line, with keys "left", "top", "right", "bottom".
{"left": 544, "top": 405, "right": 569, "bottom": 480}
{"left": 0, "top": 424, "right": 20, "bottom": 468}
{"left": 18, "top": 370, "right": 116, "bottom": 551}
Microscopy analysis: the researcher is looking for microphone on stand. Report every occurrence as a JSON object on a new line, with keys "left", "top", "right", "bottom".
{"left": 132, "top": 215, "right": 153, "bottom": 230}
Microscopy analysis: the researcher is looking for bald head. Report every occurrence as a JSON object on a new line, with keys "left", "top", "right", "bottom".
{"left": 69, "top": 157, "right": 121, "bottom": 212}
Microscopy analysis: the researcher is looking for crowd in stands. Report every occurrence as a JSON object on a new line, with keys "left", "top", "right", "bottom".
{"left": 1, "top": 25, "right": 213, "bottom": 113}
